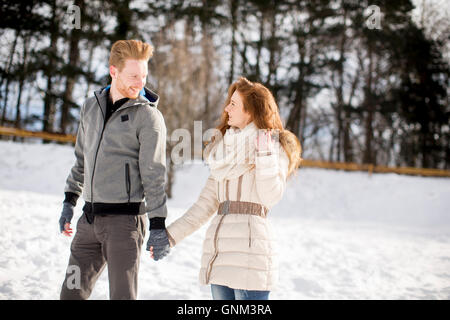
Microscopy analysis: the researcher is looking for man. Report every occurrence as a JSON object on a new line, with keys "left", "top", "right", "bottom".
{"left": 59, "top": 40, "right": 170, "bottom": 300}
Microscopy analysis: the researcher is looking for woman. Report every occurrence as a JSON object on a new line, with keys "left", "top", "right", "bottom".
{"left": 165, "top": 77, "right": 301, "bottom": 300}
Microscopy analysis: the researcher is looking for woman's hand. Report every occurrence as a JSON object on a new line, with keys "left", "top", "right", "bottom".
{"left": 255, "top": 129, "right": 274, "bottom": 154}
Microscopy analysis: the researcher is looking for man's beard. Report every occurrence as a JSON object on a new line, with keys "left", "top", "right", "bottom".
{"left": 116, "top": 77, "right": 141, "bottom": 99}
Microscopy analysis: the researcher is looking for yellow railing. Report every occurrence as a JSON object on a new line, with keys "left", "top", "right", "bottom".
{"left": 0, "top": 126, "right": 76, "bottom": 143}
{"left": 1, "top": 126, "right": 449, "bottom": 177}
{"left": 299, "top": 159, "right": 450, "bottom": 178}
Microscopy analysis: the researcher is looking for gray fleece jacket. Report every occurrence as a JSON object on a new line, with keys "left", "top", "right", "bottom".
{"left": 64, "top": 86, "right": 168, "bottom": 219}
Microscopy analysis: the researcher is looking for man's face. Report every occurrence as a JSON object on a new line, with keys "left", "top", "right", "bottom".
{"left": 110, "top": 59, "right": 148, "bottom": 99}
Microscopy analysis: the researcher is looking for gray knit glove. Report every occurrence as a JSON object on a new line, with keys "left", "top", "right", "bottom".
{"left": 146, "top": 229, "right": 170, "bottom": 261}
{"left": 59, "top": 202, "right": 74, "bottom": 233}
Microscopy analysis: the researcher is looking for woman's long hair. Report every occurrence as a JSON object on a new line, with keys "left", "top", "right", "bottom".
{"left": 208, "top": 77, "right": 302, "bottom": 177}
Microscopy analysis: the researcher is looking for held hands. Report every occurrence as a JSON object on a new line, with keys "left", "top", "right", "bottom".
{"left": 146, "top": 229, "right": 170, "bottom": 261}
{"left": 59, "top": 202, "right": 74, "bottom": 237}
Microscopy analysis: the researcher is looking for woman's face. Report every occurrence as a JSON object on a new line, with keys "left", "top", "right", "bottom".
{"left": 224, "top": 90, "right": 252, "bottom": 129}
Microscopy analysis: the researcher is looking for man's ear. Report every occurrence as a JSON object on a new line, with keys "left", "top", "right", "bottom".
{"left": 110, "top": 65, "right": 118, "bottom": 79}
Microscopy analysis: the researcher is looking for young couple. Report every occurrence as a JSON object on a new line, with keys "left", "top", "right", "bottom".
{"left": 59, "top": 40, "right": 302, "bottom": 300}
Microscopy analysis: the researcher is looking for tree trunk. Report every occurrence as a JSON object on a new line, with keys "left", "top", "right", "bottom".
{"left": 228, "top": 0, "right": 238, "bottom": 86}
{"left": 43, "top": 0, "right": 58, "bottom": 137}
{"left": 1, "top": 29, "right": 20, "bottom": 127}
{"left": 14, "top": 33, "right": 31, "bottom": 130}
{"left": 85, "top": 42, "right": 95, "bottom": 99}
{"left": 240, "top": 37, "right": 249, "bottom": 78}
{"left": 267, "top": 7, "right": 277, "bottom": 88}
{"left": 255, "top": 12, "right": 264, "bottom": 81}
{"left": 343, "top": 71, "right": 359, "bottom": 163}
{"left": 200, "top": 13, "right": 212, "bottom": 128}
{"left": 60, "top": 0, "right": 84, "bottom": 134}
{"left": 363, "top": 44, "right": 374, "bottom": 164}
{"left": 286, "top": 81, "right": 302, "bottom": 139}
{"left": 114, "top": 0, "right": 132, "bottom": 40}
{"left": 286, "top": 33, "right": 306, "bottom": 138}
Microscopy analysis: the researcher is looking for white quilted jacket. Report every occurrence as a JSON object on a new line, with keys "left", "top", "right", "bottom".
{"left": 166, "top": 145, "right": 289, "bottom": 291}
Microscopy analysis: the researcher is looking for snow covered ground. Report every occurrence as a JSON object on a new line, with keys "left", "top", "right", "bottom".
{"left": 0, "top": 140, "right": 449, "bottom": 300}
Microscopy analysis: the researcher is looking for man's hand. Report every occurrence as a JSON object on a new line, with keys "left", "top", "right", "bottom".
{"left": 59, "top": 202, "right": 74, "bottom": 237}
{"left": 146, "top": 229, "right": 170, "bottom": 261}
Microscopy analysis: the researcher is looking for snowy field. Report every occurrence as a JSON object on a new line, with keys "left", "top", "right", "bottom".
{"left": 0, "top": 140, "right": 449, "bottom": 300}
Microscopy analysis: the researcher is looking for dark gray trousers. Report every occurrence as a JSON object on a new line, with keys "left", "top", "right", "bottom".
{"left": 60, "top": 213, "right": 146, "bottom": 300}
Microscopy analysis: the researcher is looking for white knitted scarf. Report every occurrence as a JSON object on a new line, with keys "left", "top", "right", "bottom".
{"left": 205, "top": 121, "right": 258, "bottom": 181}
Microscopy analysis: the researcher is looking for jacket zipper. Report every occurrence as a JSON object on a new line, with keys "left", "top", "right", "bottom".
{"left": 125, "top": 163, "right": 131, "bottom": 204}
{"left": 90, "top": 92, "right": 145, "bottom": 215}
{"left": 205, "top": 214, "right": 226, "bottom": 284}
{"left": 91, "top": 93, "right": 136, "bottom": 210}
{"left": 90, "top": 94, "right": 107, "bottom": 214}
{"left": 248, "top": 217, "right": 252, "bottom": 247}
